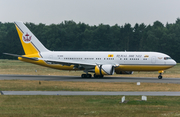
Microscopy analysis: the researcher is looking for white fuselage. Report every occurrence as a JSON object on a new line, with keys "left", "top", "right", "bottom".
{"left": 38, "top": 51, "right": 176, "bottom": 71}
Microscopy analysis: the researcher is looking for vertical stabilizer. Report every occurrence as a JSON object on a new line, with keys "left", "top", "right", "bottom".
{"left": 14, "top": 21, "right": 49, "bottom": 55}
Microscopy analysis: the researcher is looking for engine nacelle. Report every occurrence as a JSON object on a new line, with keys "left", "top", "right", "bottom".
{"left": 115, "top": 71, "right": 133, "bottom": 74}
{"left": 95, "top": 65, "right": 114, "bottom": 75}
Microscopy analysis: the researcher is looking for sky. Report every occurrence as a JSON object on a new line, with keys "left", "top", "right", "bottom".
{"left": 0, "top": 0, "right": 180, "bottom": 26}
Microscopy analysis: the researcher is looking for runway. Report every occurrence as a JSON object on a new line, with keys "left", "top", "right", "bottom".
{"left": 0, "top": 75, "right": 180, "bottom": 96}
{"left": 1, "top": 91, "right": 180, "bottom": 96}
{"left": 0, "top": 74, "right": 180, "bottom": 84}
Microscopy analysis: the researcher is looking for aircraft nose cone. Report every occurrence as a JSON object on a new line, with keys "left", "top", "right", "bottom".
{"left": 173, "top": 60, "right": 177, "bottom": 66}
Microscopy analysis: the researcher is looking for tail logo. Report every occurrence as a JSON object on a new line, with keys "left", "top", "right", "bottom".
{"left": 23, "top": 33, "right": 32, "bottom": 43}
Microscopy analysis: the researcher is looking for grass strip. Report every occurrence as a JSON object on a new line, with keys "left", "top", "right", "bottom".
{"left": 0, "top": 95, "right": 179, "bottom": 117}
{"left": 0, "top": 80, "right": 180, "bottom": 91}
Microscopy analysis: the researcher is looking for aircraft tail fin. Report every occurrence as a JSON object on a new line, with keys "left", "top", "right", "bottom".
{"left": 14, "top": 21, "right": 49, "bottom": 55}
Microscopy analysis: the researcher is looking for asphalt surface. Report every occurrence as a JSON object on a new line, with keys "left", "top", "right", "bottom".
{"left": 0, "top": 74, "right": 179, "bottom": 84}
{"left": 1, "top": 91, "right": 180, "bottom": 96}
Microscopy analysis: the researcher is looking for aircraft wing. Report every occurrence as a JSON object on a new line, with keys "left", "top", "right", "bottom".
{"left": 38, "top": 58, "right": 96, "bottom": 69}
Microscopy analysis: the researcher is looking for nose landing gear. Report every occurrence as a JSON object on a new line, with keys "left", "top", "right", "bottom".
{"left": 158, "top": 71, "right": 164, "bottom": 79}
{"left": 158, "top": 73, "right": 162, "bottom": 79}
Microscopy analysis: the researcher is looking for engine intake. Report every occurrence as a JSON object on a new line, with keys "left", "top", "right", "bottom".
{"left": 95, "top": 65, "right": 114, "bottom": 75}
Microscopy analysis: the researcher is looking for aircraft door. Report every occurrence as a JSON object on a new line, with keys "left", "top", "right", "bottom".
{"left": 151, "top": 56, "right": 156, "bottom": 64}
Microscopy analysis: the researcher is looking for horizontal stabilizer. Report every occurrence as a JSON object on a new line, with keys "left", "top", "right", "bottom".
{"left": 3, "top": 53, "right": 39, "bottom": 61}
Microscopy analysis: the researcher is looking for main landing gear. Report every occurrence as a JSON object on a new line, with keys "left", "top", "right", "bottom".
{"left": 81, "top": 70, "right": 92, "bottom": 78}
{"left": 81, "top": 74, "right": 92, "bottom": 78}
{"left": 94, "top": 74, "right": 104, "bottom": 78}
{"left": 81, "top": 74, "right": 104, "bottom": 78}
{"left": 158, "top": 70, "right": 164, "bottom": 79}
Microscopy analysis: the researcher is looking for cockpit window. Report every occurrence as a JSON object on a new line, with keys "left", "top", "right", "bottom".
{"left": 164, "top": 57, "right": 172, "bottom": 60}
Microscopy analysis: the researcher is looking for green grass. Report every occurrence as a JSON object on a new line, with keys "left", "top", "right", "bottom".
{"left": 1, "top": 80, "right": 180, "bottom": 91}
{"left": 0, "top": 96, "right": 180, "bottom": 117}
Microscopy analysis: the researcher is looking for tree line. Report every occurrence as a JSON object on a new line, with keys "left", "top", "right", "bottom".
{"left": 0, "top": 18, "right": 180, "bottom": 62}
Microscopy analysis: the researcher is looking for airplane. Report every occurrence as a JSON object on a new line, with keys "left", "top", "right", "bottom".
{"left": 4, "top": 21, "right": 176, "bottom": 79}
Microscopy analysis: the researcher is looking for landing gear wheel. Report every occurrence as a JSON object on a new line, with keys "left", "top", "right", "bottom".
{"left": 158, "top": 73, "right": 162, "bottom": 79}
{"left": 94, "top": 74, "right": 98, "bottom": 78}
{"left": 87, "top": 74, "right": 92, "bottom": 78}
{"left": 81, "top": 74, "right": 86, "bottom": 78}
{"left": 94, "top": 74, "right": 104, "bottom": 78}
{"left": 158, "top": 75, "right": 162, "bottom": 79}
{"left": 99, "top": 75, "right": 104, "bottom": 78}
{"left": 81, "top": 74, "right": 92, "bottom": 78}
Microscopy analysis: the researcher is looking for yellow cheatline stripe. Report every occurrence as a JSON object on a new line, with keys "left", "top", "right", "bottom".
{"left": 115, "top": 65, "right": 174, "bottom": 71}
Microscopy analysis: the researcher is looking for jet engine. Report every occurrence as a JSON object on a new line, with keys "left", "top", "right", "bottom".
{"left": 95, "top": 65, "right": 114, "bottom": 75}
{"left": 115, "top": 71, "right": 133, "bottom": 74}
